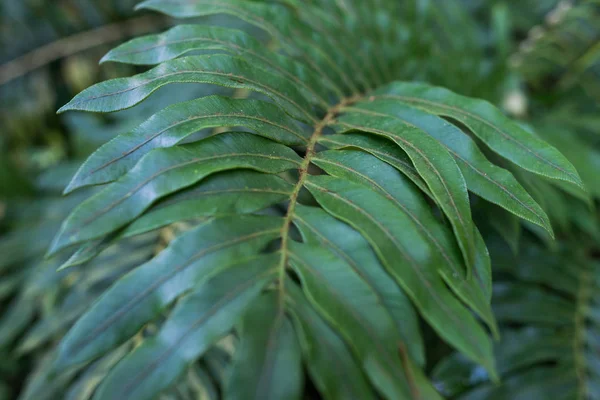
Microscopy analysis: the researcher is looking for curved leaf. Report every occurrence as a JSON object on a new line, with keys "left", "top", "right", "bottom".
{"left": 373, "top": 82, "right": 585, "bottom": 190}
{"left": 311, "top": 150, "right": 496, "bottom": 331}
{"left": 319, "top": 132, "right": 429, "bottom": 196}
{"left": 49, "top": 133, "right": 300, "bottom": 254}
{"left": 331, "top": 107, "right": 477, "bottom": 274}
{"left": 351, "top": 99, "right": 553, "bottom": 234}
{"left": 225, "top": 292, "right": 303, "bottom": 400}
{"left": 65, "top": 96, "right": 307, "bottom": 193}
{"left": 286, "top": 282, "right": 378, "bottom": 400}
{"left": 288, "top": 241, "right": 442, "bottom": 400}
{"left": 101, "top": 24, "right": 331, "bottom": 106}
{"left": 305, "top": 175, "right": 496, "bottom": 376}
{"left": 94, "top": 259, "right": 277, "bottom": 400}
{"left": 54, "top": 217, "right": 282, "bottom": 370}
{"left": 59, "top": 54, "right": 316, "bottom": 123}
{"left": 293, "top": 204, "right": 425, "bottom": 365}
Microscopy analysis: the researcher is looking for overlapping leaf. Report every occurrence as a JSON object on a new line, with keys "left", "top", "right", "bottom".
{"left": 46, "top": 0, "right": 587, "bottom": 399}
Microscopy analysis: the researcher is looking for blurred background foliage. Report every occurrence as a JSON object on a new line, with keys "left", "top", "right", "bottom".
{"left": 0, "top": 0, "right": 599, "bottom": 399}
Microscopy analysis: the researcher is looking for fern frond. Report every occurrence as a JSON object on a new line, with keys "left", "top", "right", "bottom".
{"left": 47, "top": 1, "right": 586, "bottom": 398}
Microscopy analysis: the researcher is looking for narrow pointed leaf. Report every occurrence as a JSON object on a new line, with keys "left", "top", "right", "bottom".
{"left": 373, "top": 82, "right": 585, "bottom": 190}
{"left": 60, "top": 171, "right": 292, "bottom": 270}
{"left": 101, "top": 24, "right": 331, "bottom": 105}
{"left": 332, "top": 109, "right": 477, "bottom": 274}
{"left": 318, "top": 132, "right": 429, "bottom": 196}
{"left": 54, "top": 216, "right": 282, "bottom": 370}
{"left": 312, "top": 150, "right": 496, "bottom": 332}
{"left": 136, "top": 0, "right": 363, "bottom": 95}
{"left": 49, "top": 133, "right": 300, "bottom": 254}
{"left": 58, "top": 54, "right": 315, "bottom": 123}
{"left": 124, "top": 171, "right": 293, "bottom": 237}
{"left": 286, "top": 282, "right": 378, "bottom": 400}
{"left": 289, "top": 241, "right": 442, "bottom": 400}
{"left": 225, "top": 292, "right": 303, "bottom": 400}
{"left": 94, "top": 259, "right": 278, "bottom": 400}
{"left": 305, "top": 176, "right": 496, "bottom": 377}
{"left": 352, "top": 99, "right": 552, "bottom": 234}
{"left": 293, "top": 205, "right": 425, "bottom": 365}
{"left": 65, "top": 96, "right": 307, "bottom": 193}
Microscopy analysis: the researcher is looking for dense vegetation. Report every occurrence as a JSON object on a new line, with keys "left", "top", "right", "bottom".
{"left": 1, "top": 1, "right": 599, "bottom": 399}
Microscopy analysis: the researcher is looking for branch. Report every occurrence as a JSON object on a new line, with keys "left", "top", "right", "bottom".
{"left": 0, "top": 15, "right": 168, "bottom": 86}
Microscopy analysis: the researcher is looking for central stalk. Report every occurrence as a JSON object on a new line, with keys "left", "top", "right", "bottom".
{"left": 276, "top": 95, "right": 363, "bottom": 301}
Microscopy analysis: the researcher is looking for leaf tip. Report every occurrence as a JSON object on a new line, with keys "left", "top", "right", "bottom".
{"left": 63, "top": 178, "right": 79, "bottom": 195}
{"left": 46, "top": 233, "right": 68, "bottom": 259}
{"left": 56, "top": 262, "right": 73, "bottom": 272}
{"left": 44, "top": 245, "right": 57, "bottom": 260}
{"left": 546, "top": 225, "right": 556, "bottom": 240}
{"left": 134, "top": 1, "right": 151, "bottom": 11}
{"left": 57, "top": 102, "right": 73, "bottom": 114}
{"left": 99, "top": 53, "right": 112, "bottom": 65}
{"left": 488, "top": 318, "right": 500, "bottom": 341}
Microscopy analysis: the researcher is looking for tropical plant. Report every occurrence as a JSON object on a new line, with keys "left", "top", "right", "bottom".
{"left": 39, "top": 0, "right": 591, "bottom": 398}
{"left": 2, "top": 0, "right": 600, "bottom": 399}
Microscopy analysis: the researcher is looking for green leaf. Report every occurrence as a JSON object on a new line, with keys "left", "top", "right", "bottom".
{"left": 49, "top": 133, "right": 300, "bottom": 254}
{"left": 318, "top": 132, "right": 430, "bottom": 196}
{"left": 225, "top": 292, "right": 303, "bottom": 400}
{"left": 331, "top": 106, "right": 478, "bottom": 275}
{"left": 288, "top": 241, "right": 443, "bottom": 400}
{"left": 101, "top": 25, "right": 259, "bottom": 66}
{"left": 93, "top": 259, "right": 277, "bottom": 400}
{"left": 305, "top": 176, "right": 496, "bottom": 377}
{"left": 136, "top": 0, "right": 365, "bottom": 96}
{"left": 311, "top": 150, "right": 496, "bottom": 332}
{"left": 123, "top": 171, "right": 293, "bottom": 237}
{"left": 350, "top": 98, "right": 553, "bottom": 235}
{"left": 293, "top": 204, "right": 425, "bottom": 365}
{"left": 58, "top": 54, "right": 316, "bottom": 123}
{"left": 59, "top": 171, "right": 292, "bottom": 270}
{"left": 373, "top": 82, "right": 585, "bottom": 190}
{"left": 65, "top": 96, "right": 307, "bottom": 193}
{"left": 54, "top": 216, "right": 282, "bottom": 370}
{"left": 101, "top": 25, "right": 331, "bottom": 106}
{"left": 286, "top": 282, "right": 378, "bottom": 400}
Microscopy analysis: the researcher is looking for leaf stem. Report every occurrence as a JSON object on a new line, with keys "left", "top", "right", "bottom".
{"left": 0, "top": 15, "right": 167, "bottom": 86}
{"left": 276, "top": 95, "right": 363, "bottom": 304}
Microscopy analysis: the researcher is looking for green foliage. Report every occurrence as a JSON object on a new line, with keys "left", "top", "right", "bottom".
{"left": 2, "top": 0, "right": 600, "bottom": 399}
{"left": 431, "top": 2, "right": 600, "bottom": 399}
{"left": 433, "top": 237, "right": 600, "bottom": 400}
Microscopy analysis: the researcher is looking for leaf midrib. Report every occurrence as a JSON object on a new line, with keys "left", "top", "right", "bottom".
{"left": 276, "top": 96, "right": 361, "bottom": 309}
